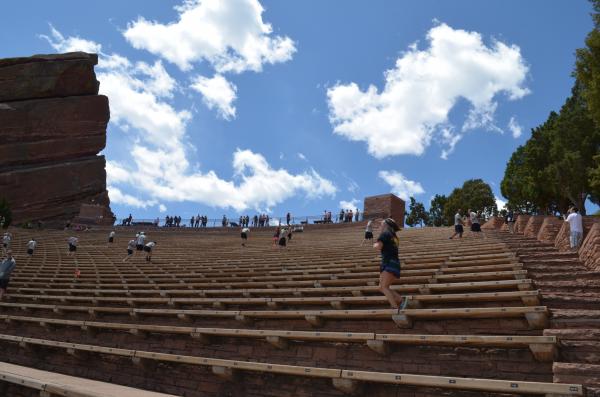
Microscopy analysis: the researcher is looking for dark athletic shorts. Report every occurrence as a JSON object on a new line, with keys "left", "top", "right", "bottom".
{"left": 471, "top": 223, "right": 481, "bottom": 232}
{"left": 454, "top": 225, "right": 464, "bottom": 233}
{"left": 278, "top": 237, "right": 287, "bottom": 247}
{"left": 365, "top": 231, "right": 373, "bottom": 240}
{"left": 127, "top": 249, "right": 133, "bottom": 255}
{"left": 27, "top": 249, "right": 34, "bottom": 255}
{"left": 68, "top": 244, "right": 77, "bottom": 252}
{"left": 108, "top": 237, "right": 114, "bottom": 243}
{"left": 380, "top": 259, "right": 401, "bottom": 278}
{"left": 143, "top": 246, "right": 151, "bottom": 253}
{"left": 2, "top": 243, "right": 7, "bottom": 248}
{"left": 0, "top": 278, "right": 9, "bottom": 290}
{"left": 136, "top": 244, "right": 143, "bottom": 251}
{"left": 241, "top": 233, "right": 247, "bottom": 240}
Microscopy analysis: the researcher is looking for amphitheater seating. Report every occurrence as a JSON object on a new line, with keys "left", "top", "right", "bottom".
{"left": 0, "top": 223, "right": 586, "bottom": 396}
{"left": 0, "top": 361, "right": 177, "bottom": 396}
{"left": 0, "top": 335, "right": 582, "bottom": 396}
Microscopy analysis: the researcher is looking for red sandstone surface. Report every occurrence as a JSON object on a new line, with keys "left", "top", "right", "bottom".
{"left": 0, "top": 52, "right": 112, "bottom": 224}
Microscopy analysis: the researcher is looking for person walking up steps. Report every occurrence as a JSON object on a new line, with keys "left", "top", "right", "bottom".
{"left": 26, "top": 238, "right": 37, "bottom": 257}
{"left": 136, "top": 232, "right": 146, "bottom": 253}
{"left": 2, "top": 232, "right": 12, "bottom": 254}
{"left": 108, "top": 230, "right": 115, "bottom": 246}
{"left": 67, "top": 236, "right": 80, "bottom": 277}
{"left": 0, "top": 250, "right": 16, "bottom": 300}
{"left": 469, "top": 209, "right": 481, "bottom": 233}
{"left": 373, "top": 218, "right": 407, "bottom": 309}
{"left": 241, "top": 226, "right": 250, "bottom": 247}
{"left": 123, "top": 238, "right": 136, "bottom": 262}
{"left": 144, "top": 241, "right": 156, "bottom": 262}
{"left": 565, "top": 206, "right": 583, "bottom": 251}
{"left": 272, "top": 226, "right": 281, "bottom": 248}
{"left": 67, "top": 236, "right": 78, "bottom": 256}
{"left": 362, "top": 220, "right": 374, "bottom": 246}
{"left": 278, "top": 227, "right": 287, "bottom": 249}
{"left": 449, "top": 209, "right": 464, "bottom": 239}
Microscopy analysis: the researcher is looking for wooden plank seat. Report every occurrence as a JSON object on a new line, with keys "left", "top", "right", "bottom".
{"left": 0, "top": 314, "right": 557, "bottom": 361}
{"left": 4, "top": 290, "right": 542, "bottom": 310}
{"left": 9, "top": 269, "right": 529, "bottom": 292}
{"left": 10, "top": 262, "right": 526, "bottom": 285}
{"left": 12, "top": 279, "right": 535, "bottom": 301}
{"left": 12, "top": 254, "right": 520, "bottom": 277}
{"left": 0, "top": 361, "right": 178, "bottom": 397}
{"left": 0, "top": 302, "right": 550, "bottom": 328}
{"left": 0, "top": 336, "right": 581, "bottom": 396}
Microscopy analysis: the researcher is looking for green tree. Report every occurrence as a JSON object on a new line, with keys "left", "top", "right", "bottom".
{"left": 406, "top": 197, "right": 429, "bottom": 227}
{"left": 575, "top": 0, "right": 600, "bottom": 126}
{"left": 590, "top": 154, "right": 600, "bottom": 200}
{"left": 547, "top": 85, "right": 600, "bottom": 213}
{"left": 444, "top": 179, "right": 497, "bottom": 225}
{"left": 429, "top": 194, "right": 448, "bottom": 227}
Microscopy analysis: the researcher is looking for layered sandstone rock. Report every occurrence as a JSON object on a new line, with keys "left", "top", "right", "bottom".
{"left": 523, "top": 215, "right": 546, "bottom": 238}
{"left": 579, "top": 223, "right": 600, "bottom": 271}
{"left": 481, "top": 216, "right": 503, "bottom": 229}
{"left": 363, "top": 194, "right": 405, "bottom": 223}
{"left": 0, "top": 52, "right": 112, "bottom": 225}
{"left": 555, "top": 216, "right": 600, "bottom": 252}
{"left": 514, "top": 214, "right": 531, "bottom": 234}
{"left": 536, "top": 217, "right": 563, "bottom": 244}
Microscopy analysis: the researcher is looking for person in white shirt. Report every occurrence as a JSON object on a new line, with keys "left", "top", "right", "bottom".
{"left": 361, "top": 220, "right": 374, "bottom": 246}
{"left": 449, "top": 209, "right": 464, "bottom": 239}
{"left": 565, "top": 207, "right": 584, "bottom": 250}
{"left": 108, "top": 231, "right": 115, "bottom": 245}
{"left": 241, "top": 227, "right": 250, "bottom": 247}
{"left": 136, "top": 232, "right": 146, "bottom": 252}
{"left": 123, "top": 239, "right": 137, "bottom": 262}
{"left": 26, "top": 238, "right": 37, "bottom": 256}
{"left": 469, "top": 209, "right": 481, "bottom": 233}
{"left": 144, "top": 241, "right": 156, "bottom": 262}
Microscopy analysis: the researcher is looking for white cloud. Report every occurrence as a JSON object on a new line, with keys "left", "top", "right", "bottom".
{"left": 495, "top": 196, "right": 507, "bottom": 211}
{"left": 123, "top": 0, "right": 296, "bottom": 73}
{"left": 339, "top": 199, "right": 360, "bottom": 210}
{"left": 297, "top": 153, "right": 307, "bottom": 161}
{"left": 378, "top": 171, "right": 425, "bottom": 201}
{"left": 44, "top": 27, "right": 334, "bottom": 213}
{"left": 508, "top": 116, "right": 523, "bottom": 138}
{"left": 190, "top": 74, "right": 237, "bottom": 119}
{"left": 159, "top": 204, "right": 167, "bottom": 213}
{"left": 327, "top": 23, "right": 529, "bottom": 158}
{"left": 108, "top": 186, "right": 157, "bottom": 208}
{"left": 39, "top": 24, "right": 102, "bottom": 53}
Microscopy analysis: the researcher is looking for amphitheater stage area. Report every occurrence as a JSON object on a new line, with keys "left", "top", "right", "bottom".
{"left": 0, "top": 220, "right": 598, "bottom": 396}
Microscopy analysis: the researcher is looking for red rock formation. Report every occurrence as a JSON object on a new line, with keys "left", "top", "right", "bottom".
{"left": 555, "top": 216, "right": 600, "bottom": 252}
{"left": 481, "top": 216, "right": 503, "bottom": 229}
{"left": 536, "top": 217, "right": 563, "bottom": 244}
{"left": 523, "top": 215, "right": 546, "bottom": 238}
{"left": 0, "top": 52, "right": 112, "bottom": 225}
{"left": 514, "top": 214, "right": 531, "bottom": 234}
{"left": 363, "top": 194, "right": 405, "bottom": 224}
{"left": 579, "top": 223, "right": 600, "bottom": 271}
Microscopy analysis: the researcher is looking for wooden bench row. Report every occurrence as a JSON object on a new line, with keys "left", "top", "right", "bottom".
{"left": 0, "top": 336, "right": 582, "bottom": 396}
{"left": 7, "top": 290, "right": 542, "bottom": 310}
{"left": 10, "top": 269, "right": 529, "bottom": 292}
{"left": 14, "top": 278, "right": 535, "bottom": 298}
{"left": 0, "top": 314, "right": 557, "bottom": 361}
{"left": 0, "top": 301, "right": 551, "bottom": 329}
{"left": 0, "top": 361, "right": 177, "bottom": 397}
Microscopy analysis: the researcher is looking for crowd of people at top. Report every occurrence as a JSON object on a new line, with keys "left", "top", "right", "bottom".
{"left": 321, "top": 208, "right": 361, "bottom": 223}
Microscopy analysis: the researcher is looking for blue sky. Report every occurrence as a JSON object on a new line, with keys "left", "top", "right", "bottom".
{"left": 1, "top": 0, "right": 596, "bottom": 220}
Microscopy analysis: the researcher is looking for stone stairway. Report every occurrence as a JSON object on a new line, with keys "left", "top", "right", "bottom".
{"left": 486, "top": 229, "right": 600, "bottom": 396}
